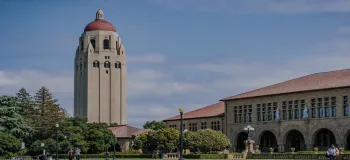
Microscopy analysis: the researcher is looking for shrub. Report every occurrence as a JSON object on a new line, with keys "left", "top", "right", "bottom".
{"left": 183, "top": 153, "right": 225, "bottom": 159}
{"left": 52, "top": 153, "right": 159, "bottom": 159}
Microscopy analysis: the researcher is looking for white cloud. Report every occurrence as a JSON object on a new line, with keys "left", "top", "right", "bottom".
{"left": 150, "top": 0, "right": 350, "bottom": 14}
{"left": 128, "top": 53, "right": 165, "bottom": 63}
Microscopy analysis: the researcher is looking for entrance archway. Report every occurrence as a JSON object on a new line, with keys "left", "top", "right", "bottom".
{"left": 313, "top": 128, "right": 336, "bottom": 150}
{"left": 235, "top": 132, "right": 248, "bottom": 152}
{"left": 260, "top": 131, "right": 277, "bottom": 152}
{"left": 285, "top": 130, "right": 305, "bottom": 151}
{"left": 346, "top": 130, "right": 350, "bottom": 150}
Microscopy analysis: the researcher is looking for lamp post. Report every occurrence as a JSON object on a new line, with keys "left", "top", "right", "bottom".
{"left": 243, "top": 125, "right": 254, "bottom": 140}
{"left": 55, "top": 123, "right": 59, "bottom": 160}
{"left": 179, "top": 108, "right": 184, "bottom": 160}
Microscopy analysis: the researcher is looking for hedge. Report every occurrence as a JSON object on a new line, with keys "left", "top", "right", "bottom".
{"left": 51, "top": 154, "right": 159, "bottom": 159}
{"left": 45, "top": 153, "right": 225, "bottom": 159}
{"left": 183, "top": 154, "right": 226, "bottom": 159}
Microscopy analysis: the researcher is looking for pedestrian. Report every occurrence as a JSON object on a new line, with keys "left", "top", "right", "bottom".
{"left": 326, "top": 144, "right": 339, "bottom": 160}
{"left": 68, "top": 150, "right": 74, "bottom": 160}
{"left": 105, "top": 151, "right": 110, "bottom": 160}
{"left": 75, "top": 147, "right": 81, "bottom": 160}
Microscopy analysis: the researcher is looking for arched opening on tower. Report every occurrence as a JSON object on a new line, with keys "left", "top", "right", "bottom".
{"left": 235, "top": 132, "right": 248, "bottom": 152}
{"left": 115, "top": 62, "right": 121, "bottom": 69}
{"left": 259, "top": 131, "right": 277, "bottom": 153}
{"left": 104, "top": 61, "right": 110, "bottom": 68}
{"left": 313, "top": 128, "right": 336, "bottom": 150}
{"left": 285, "top": 129, "right": 305, "bottom": 151}
{"left": 104, "top": 39, "right": 109, "bottom": 49}
{"left": 90, "top": 39, "right": 96, "bottom": 49}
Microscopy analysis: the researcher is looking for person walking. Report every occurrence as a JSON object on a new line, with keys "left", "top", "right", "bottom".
{"left": 327, "top": 144, "right": 339, "bottom": 160}
{"left": 75, "top": 148, "right": 81, "bottom": 160}
{"left": 68, "top": 150, "right": 74, "bottom": 160}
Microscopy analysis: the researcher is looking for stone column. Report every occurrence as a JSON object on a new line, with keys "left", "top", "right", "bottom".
{"left": 277, "top": 142, "right": 284, "bottom": 152}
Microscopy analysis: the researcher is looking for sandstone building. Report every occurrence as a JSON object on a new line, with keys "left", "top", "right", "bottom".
{"left": 163, "top": 102, "right": 225, "bottom": 133}
{"left": 74, "top": 9, "right": 127, "bottom": 125}
{"left": 164, "top": 69, "right": 350, "bottom": 152}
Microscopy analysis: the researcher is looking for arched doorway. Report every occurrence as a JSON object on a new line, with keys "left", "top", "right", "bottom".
{"left": 285, "top": 130, "right": 305, "bottom": 151}
{"left": 313, "top": 128, "right": 336, "bottom": 150}
{"left": 346, "top": 130, "right": 350, "bottom": 150}
{"left": 260, "top": 131, "right": 278, "bottom": 152}
{"left": 235, "top": 132, "right": 248, "bottom": 152}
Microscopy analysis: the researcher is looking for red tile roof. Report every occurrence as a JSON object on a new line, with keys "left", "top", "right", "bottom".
{"left": 221, "top": 69, "right": 350, "bottom": 101}
{"left": 108, "top": 125, "right": 151, "bottom": 138}
{"left": 163, "top": 102, "right": 225, "bottom": 121}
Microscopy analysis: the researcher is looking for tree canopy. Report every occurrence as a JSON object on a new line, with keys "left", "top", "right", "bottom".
{"left": 0, "top": 87, "right": 117, "bottom": 158}
{"left": 143, "top": 120, "right": 167, "bottom": 130}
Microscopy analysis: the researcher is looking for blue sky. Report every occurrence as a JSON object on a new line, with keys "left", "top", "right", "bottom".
{"left": 2, "top": 0, "right": 350, "bottom": 127}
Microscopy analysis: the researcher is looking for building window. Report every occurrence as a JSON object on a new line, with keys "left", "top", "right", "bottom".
{"left": 262, "top": 103, "right": 267, "bottom": 121}
{"left": 288, "top": 101, "right": 293, "bottom": 120}
{"left": 257, "top": 104, "right": 261, "bottom": 121}
{"left": 317, "top": 98, "right": 323, "bottom": 118}
{"left": 182, "top": 124, "right": 185, "bottom": 130}
{"left": 244, "top": 107, "right": 247, "bottom": 122}
{"left": 248, "top": 105, "right": 252, "bottom": 122}
{"left": 282, "top": 101, "right": 287, "bottom": 120}
{"left": 103, "top": 39, "right": 109, "bottom": 49}
{"left": 115, "top": 62, "right": 121, "bottom": 69}
{"left": 169, "top": 125, "right": 176, "bottom": 128}
{"left": 311, "top": 98, "right": 316, "bottom": 118}
{"left": 211, "top": 121, "right": 220, "bottom": 131}
{"left": 90, "top": 39, "right": 95, "bottom": 49}
{"left": 189, "top": 123, "right": 198, "bottom": 131}
{"left": 80, "top": 37, "right": 84, "bottom": 51}
{"left": 201, "top": 122, "right": 207, "bottom": 129}
{"left": 93, "top": 61, "right": 100, "bottom": 68}
{"left": 236, "top": 105, "right": 252, "bottom": 123}
{"left": 104, "top": 62, "right": 110, "bottom": 68}
{"left": 344, "top": 96, "right": 349, "bottom": 116}
{"left": 331, "top": 97, "right": 336, "bottom": 117}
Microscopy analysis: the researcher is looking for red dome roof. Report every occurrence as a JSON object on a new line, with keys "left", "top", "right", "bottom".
{"left": 84, "top": 19, "right": 116, "bottom": 32}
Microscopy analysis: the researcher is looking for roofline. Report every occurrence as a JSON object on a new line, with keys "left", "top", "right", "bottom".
{"left": 220, "top": 85, "right": 350, "bottom": 101}
{"left": 163, "top": 114, "right": 225, "bottom": 122}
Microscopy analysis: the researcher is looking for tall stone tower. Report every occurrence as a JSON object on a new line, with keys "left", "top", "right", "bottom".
{"left": 74, "top": 9, "right": 127, "bottom": 125}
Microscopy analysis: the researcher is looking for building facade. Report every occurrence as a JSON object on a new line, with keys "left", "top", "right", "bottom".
{"left": 74, "top": 9, "right": 127, "bottom": 124}
{"left": 164, "top": 69, "right": 350, "bottom": 153}
{"left": 222, "top": 69, "right": 350, "bottom": 152}
{"left": 163, "top": 102, "right": 225, "bottom": 133}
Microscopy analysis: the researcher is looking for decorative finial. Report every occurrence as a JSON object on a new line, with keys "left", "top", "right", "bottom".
{"left": 96, "top": 9, "right": 104, "bottom": 20}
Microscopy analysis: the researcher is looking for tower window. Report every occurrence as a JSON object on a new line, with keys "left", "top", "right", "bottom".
{"left": 116, "top": 41, "right": 118, "bottom": 50}
{"left": 90, "top": 39, "right": 95, "bottom": 49}
{"left": 93, "top": 61, "right": 100, "bottom": 68}
{"left": 115, "top": 62, "right": 121, "bottom": 69}
{"left": 80, "top": 37, "right": 84, "bottom": 51}
{"left": 104, "top": 62, "right": 110, "bottom": 68}
{"left": 103, "top": 39, "right": 109, "bottom": 49}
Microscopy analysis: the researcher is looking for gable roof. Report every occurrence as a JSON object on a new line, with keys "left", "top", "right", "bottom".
{"left": 221, "top": 69, "right": 350, "bottom": 101}
{"left": 108, "top": 125, "right": 152, "bottom": 138}
{"left": 163, "top": 102, "right": 225, "bottom": 121}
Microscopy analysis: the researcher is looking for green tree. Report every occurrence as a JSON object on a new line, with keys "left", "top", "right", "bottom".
{"left": 185, "top": 129, "right": 231, "bottom": 153}
{"left": 132, "top": 133, "right": 148, "bottom": 150}
{"left": 16, "top": 88, "right": 33, "bottom": 115}
{"left": 143, "top": 120, "right": 167, "bottom": 130}
{"left": 0, "top": 132, "right": 21, "bottom": 157}
{"left": 0, "top": 96, "right": 34, "bottom": 139}
{"left": 33, "top": 87, "right": 66, "bottom": 139}
{"left": 137, "top": 128, "right": 179, "bottom": 153}
{"left": 85, "top": 123, "right": 115, "bottom": 153}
